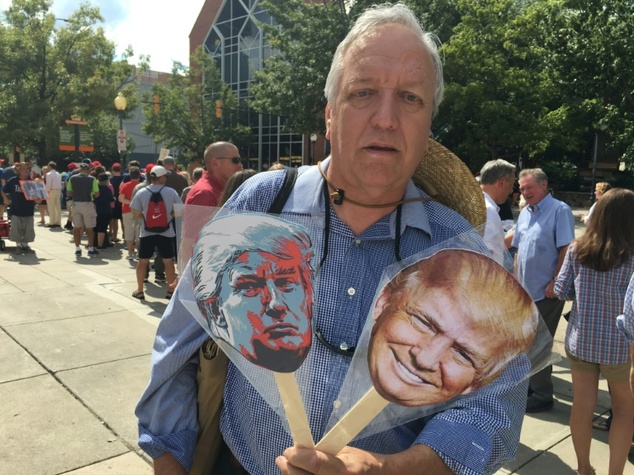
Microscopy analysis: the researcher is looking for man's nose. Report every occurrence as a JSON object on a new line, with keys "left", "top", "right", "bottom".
{"left": 263, "top": 280, "right": 286, "bottom": 318}
{"left": 371, "top": 94, "right": 398, "bottom": 130}
{"left": 410, "top": 335, "right": 452, "bottom": 370}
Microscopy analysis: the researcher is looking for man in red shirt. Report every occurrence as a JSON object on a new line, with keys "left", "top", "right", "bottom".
{"left": 118, "top": 166, "right": 142, "bottom": 260}
{"left": 184, "top": 142, "right": 242, "bottom": 207}
{"left": 180, "top": 142, "right": 243, "bottom": 269}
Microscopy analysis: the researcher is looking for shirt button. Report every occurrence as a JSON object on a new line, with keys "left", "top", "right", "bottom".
{"left": 347, "top": 287, "right": 355, "bottom": 296}
{"left": 340, "top": 342, "right": 349, "bottom": 351}
{"left": 355, "top": 239, "right": 361, "bottom": 245}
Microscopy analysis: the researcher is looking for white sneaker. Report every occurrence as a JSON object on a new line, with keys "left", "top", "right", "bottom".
{"left": 126, "top": 253, "right": 135, "bottom": 261}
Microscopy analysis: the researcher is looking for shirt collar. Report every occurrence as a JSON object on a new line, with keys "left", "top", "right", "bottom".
{"left": 204, "top": 170, "right": 225, "bottom": 191}
{"left": 529, "top": 193, "right": 554, "bottom": 213}
{"left": 483, "top": 191, "right": 500, "bottom": 212}
{"left": 284, "top": 157, "right": 431, "bottom": 237}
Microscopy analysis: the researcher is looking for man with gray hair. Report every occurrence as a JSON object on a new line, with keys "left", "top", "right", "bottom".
{"left": 479, "top": 159, "right": 516, "bottom": 265}
{"left": 513, "top": 168, "right": 574, "bottom": 412}
{"left": 136, "top": 4, "right": 531, "bottom": 474}
{"left": 163, "top": 156, "right": 188, "bottom": 197}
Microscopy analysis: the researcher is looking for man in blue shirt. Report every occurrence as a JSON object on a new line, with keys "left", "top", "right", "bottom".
{"left": 136, "top": 4, "right": 531, "bottom": 474}
{"left": 513, "top": 168, "right": 575, "bottom": 413}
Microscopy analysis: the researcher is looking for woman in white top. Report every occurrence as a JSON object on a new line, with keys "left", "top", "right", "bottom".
{"left": 581, "top": 181, "right": 611, "bottom": 225}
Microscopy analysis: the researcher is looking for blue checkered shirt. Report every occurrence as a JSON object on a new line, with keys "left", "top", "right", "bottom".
{"left": 136, "top": 161, "right": 529, "bottom": 474}
{"left": 556, "top": 243, "right": 634, "bottom": 364}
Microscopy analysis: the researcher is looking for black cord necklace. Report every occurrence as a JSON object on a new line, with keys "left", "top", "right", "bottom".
{"left": 317, "top": 160, "right": 429, "bottom": 209}
{"left": 313, "top": 180, "right": 404, "bottom": 357}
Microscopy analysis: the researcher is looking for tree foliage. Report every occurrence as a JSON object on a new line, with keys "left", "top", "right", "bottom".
{"left": 0, "top": 0, "right": 143, "bottom": 164}
{"left": 437, "top": 0, "right": 564, "bottom": 169}
{"left": 141, "top": 47, "right": 251, "bottom": 162}
{"left": 248, "top": 0, "right": 461, "bottom": 136}
{"left": 246, "top": 0, "right": 633, "bottom": 181}
{"left": 544, "top": 0, "right": 634, "bottom": 164}
{"left": 248, "top": 0, "right": 350, "bottom": 136}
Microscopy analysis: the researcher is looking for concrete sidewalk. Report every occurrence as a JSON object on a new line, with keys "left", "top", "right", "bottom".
{"left": 0, "top": 209, "right": 625, "bottom": 474}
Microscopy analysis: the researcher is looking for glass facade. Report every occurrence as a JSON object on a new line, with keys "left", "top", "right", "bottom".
{"left": 204, "top": 0, "right": 303, "bottom": 170}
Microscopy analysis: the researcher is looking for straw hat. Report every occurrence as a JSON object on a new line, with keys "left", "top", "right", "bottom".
{"left": 412, "top": 139, "right": 486, "bottom": 229}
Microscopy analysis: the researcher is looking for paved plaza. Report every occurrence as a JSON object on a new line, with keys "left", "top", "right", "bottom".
{"left": 0, "top": 208, "right": 625, "bottom": 474}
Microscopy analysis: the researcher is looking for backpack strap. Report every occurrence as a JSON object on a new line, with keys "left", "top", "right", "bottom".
{"left": 268, "top": 167, "right": 298, "bottom": 214}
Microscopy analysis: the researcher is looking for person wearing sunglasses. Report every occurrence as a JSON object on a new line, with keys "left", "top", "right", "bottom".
{"left": 137, "top": 4, "right": 532, "bottom": 475}
{"left": 184, "top": 141, "right": 243, "bottom": 207}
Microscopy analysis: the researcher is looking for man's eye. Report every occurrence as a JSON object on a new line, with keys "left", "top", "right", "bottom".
{"left": 411, "top": 314, "right": 434, "bottom": 333}
{"left": 402, "top": 92, "right": 420, "bottom": 103}
{"left": 276, "top": 278, "right": 299, "bottom": 292}
{"left": 452, "top": 348, "right": 474, "bottom": 366}
{"left": 235, "top": 280, "right": 261, "bottom": 296}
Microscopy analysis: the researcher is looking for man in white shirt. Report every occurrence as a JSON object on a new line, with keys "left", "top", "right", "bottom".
{"left": 479, "top": 159, "right": 516, "bottom": 265}
{"left": 45, "top": 161, "right": 63, "bottom": 227}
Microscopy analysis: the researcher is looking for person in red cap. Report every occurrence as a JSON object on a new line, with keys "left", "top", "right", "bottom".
{"left": 144, "top": 163, "right": 155, "bottom": 179}
{"left": 91, "top": 160, "right": 101, "bottom": 168}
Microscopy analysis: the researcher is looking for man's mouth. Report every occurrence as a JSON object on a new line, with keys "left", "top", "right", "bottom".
{"left": 392, "top": 350, "right": 435, "bottom": 387}
{"left": 264, "top": 323, "right": 299, "bottom": 337}
{"left": 366, "top": 144, "right": 398, "bottom": 154}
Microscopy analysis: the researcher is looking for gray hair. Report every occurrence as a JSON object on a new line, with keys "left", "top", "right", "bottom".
{"left": 192, "top": 167, "right": 204, "bottom": 181}
{"left": 324, "top": 3, "right": 444, "bottom": 117}
{"left": 480, "top": 159, "right": 516, "bottom": 185}
{"left": 519, "top": 168, "right": 548, "bottom": 184}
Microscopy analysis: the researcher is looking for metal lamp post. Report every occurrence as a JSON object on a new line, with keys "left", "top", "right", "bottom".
{"left": 114, "top": 92, "right": 127, "bottom": 167}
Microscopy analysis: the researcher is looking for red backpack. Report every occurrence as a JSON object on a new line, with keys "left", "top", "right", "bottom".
{"left": 144, "top": 186, "right": 170, "bottom": 232}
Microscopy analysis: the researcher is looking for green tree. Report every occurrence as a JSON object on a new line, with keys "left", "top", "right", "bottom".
{"left": 0, "top": 0, "right": 142, "bottom": 164}
{"left": 435, "top": 0, "right": 570, "bottom": 171}
{"left": 141, "top": 47, "right": 251, "bottom": 163}
{"left": 249, "top": 0, "right": 350, "bottom": 136}
{"left": 245, "top": 0, "right": 632, "bottom": 178}
{"left": 248, "top": 0, "right": 464, "bottom": 135}
{"left": 544, "top": 0, "right": 634, "bottom": 166}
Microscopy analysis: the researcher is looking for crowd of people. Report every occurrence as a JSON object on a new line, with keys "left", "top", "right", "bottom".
{"left": 2, "top": 4, "right": 633, "bottom": 474}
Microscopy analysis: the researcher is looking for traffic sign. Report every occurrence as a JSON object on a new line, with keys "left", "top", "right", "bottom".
{"left": 117, "top": 129, "right": 127, "bottom": 152}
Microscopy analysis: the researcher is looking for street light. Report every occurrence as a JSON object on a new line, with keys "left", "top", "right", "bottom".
{"left": 114, "top": 93, "right": 127, "bottom": 167}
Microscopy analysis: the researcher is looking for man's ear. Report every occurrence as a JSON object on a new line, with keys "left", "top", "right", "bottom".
{"left": 372, "top": 289, "right": 392, "bottom": 321}
{"left": 325, "top": 104, "right": 332, "bottom": 140}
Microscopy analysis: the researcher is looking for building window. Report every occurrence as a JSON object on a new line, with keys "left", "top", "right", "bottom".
{"left": 204, "top": 0, "right": 303, "bottom": 169}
